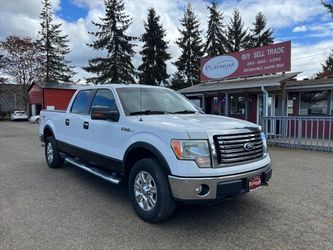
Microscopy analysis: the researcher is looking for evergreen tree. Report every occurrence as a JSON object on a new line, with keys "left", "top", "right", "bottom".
{"left": 318, "top": 1, "right": 333, "bottom": 75}
{"left": 322, "top": 50, "right": 333, "bottom": 72}
{"left": 84, "top": 0, "right": 136, "bottom": 84}
{"left": 138, "top": 8, "right": 171, "bottom": 86}
{"left": 204, "top": 0, "right": 226, "bottom": 57}
{"left": 170, "top": 71, "right": 187, "bottom": 90}
{"left": 224, "top": 9, "right": 249, "bottom": 52}
{"left": 38, "top": 0, "right": 75, "bottom": 83}
{"left": 174, "top": 4, "right": 204, "bottom": 87}
{"left": 248, "top": 12, "right": 274, "bottom": 48}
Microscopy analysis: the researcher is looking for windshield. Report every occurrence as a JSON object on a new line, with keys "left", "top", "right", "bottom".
{"left": 116, "top": 87, "right": 199, "bottom": 116}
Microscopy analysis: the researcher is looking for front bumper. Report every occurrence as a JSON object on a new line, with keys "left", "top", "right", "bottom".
{"left": 168, "top": 164, "right": 272, "bottom": 201}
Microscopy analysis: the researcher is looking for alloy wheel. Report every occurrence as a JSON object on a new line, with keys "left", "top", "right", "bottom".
{"left": 134, "top": 171, "right": 157, "bottom": 211}
{"left": 46, "top": 142, "right": 54, "bottom": 164}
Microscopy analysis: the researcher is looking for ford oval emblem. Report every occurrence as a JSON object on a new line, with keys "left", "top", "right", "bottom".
{"left": 202, "top": 55, "right": 239, "bottom": 79}
{"left": 244, "top": 142, "right": 255, "bottom": 151}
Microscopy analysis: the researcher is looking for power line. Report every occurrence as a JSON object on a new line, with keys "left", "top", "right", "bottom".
{"left": 292, "top": 52, "right": 329, "bottom": 60}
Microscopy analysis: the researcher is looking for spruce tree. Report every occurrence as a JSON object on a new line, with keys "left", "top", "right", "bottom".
{"left": 170, "top": 71, "right": 187, "bottom": 90}
{"left": 174, "top": 4, "right": 204, "bottom": 87}
{"left": 84, "top": 0, "right": 136, "bottom": 84}
{"left": 322, "top": 50, "right": 333, "bottom": 72}
{"left": 38, "top": 0, "right": 75, "bottom": 83}
{"left": 204, "top": 0, "right": 226, "bottom": 57}
{"left": 249, "top": 12, "right": 274, "bottom": 48}
{"left": 224, "top": 9, "right": 249, "bottom": 52}
{"left": 319, "top": 1, "right": 333, "bottom": 75}
{"left": 138, "top": 8, "right": 171, "bottom": 86}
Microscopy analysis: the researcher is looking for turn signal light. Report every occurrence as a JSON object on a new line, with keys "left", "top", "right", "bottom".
{"left": 171, "top": 140, "right": 182, "bottom": 159}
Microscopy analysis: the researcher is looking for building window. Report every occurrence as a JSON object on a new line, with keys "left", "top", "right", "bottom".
{"left": 187, "top": 96, "right": 203, "bottom": 109}
{"left": 211, "top": 96, "right": 219, "bottom": 115}
{"left": 220, "top": 96, "right": 226, "bottom": 115}
{"left": 300, "top": 91, "right": 328, "bottom": 116}
{"left": 230, "top": 94, "right": 245, "bottom": 115}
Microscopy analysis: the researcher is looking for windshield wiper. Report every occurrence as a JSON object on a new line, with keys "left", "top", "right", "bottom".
{"left": 172, "top": 110, "right": 196, "bottom": 114}
{"left": 130, "top": 110, "right": 167, "bottom": 115}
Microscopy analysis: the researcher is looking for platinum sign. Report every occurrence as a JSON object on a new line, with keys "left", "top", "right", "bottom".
{"left": 202, "top": 56, "right": 239, "bottom": 79}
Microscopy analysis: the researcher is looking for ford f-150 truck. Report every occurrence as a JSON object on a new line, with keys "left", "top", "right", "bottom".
{"left": 39, "top": 84, "right": 272, "bottom": 223}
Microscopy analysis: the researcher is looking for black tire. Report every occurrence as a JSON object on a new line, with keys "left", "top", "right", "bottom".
{"left": 45, "top": 136, "right": 63, "bottom": 168}
{"left": 36, "top": 118, "right": 40, "bottom": 124}
{"left": 128, "top": 158, "right": 176, "bottom": 223}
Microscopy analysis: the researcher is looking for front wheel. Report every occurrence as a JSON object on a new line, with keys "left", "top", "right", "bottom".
{"left": 128, "top": 158, "right": 176, "bottom": 223}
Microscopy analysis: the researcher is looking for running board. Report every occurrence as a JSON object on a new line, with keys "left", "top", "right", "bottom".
{"left": 64, "top": 157, "right": 122, "bottom": 185}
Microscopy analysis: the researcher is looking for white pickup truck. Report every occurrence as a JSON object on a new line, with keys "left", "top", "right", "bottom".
{"left": 39, "top": 84, "right": 272, "bottom": 223}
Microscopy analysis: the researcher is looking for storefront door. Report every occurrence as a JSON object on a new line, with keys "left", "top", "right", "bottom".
{"left": 247, "top": 94, "right": 257, "bottom": 124}
{"left": 229, "top": 94, "right": 246, "bottom": 120}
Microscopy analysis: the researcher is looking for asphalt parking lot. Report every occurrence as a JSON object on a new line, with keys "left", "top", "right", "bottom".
{"left": 0, "top": 121, "right": 332, "bottom": 249}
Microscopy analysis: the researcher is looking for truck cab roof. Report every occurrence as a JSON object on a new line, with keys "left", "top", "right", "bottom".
{"left": 77, "top": 84, "right": 168, "bottom": 90}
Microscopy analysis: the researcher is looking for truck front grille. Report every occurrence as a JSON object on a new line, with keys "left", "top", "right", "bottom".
{"left": 213, "top": 130, "right": 264, "bottom": 165}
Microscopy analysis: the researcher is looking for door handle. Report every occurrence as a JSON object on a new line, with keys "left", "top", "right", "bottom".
{"left": 83, "top": 121, "right": 89, "bottom": 129}
{"left": 65, "top": 119, "right": 70, "bottom": 126}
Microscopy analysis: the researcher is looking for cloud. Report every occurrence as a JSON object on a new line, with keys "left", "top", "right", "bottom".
{"left": 292, "top": 39, "right": 333, "bottom": 78}
{"left": 293, "top": 25, "right": 307, "bottom": 32}
{"left": 304, "top": 22, "right": 333, "bottom": 38}
{"left": 0, "top": 0, "right": 332, "bottom": 83}
{"left": 0, "top": 0, "right": 61, "bottom": 40}
{"left": 290, "top": 22, "right": 333, "bottom": 39}
{"left": 219, "top": 0, "right": 326, "bottom": 29}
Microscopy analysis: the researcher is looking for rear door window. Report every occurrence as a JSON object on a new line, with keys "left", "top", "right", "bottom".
{"left": 71, "top": 90, "right": 93, "bottom": 114}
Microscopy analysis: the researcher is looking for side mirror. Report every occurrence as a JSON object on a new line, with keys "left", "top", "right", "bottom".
{"left": 91, "top": 106, "right": 119, "bottom": 122}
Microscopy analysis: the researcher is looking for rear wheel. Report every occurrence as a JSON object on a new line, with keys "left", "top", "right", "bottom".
{"left": 45, "top": 136, "right": 63, "bottom": 168}
{"left": 128, "top": 158, "right": 176, "bottom": 223}
{"left": 36, "top": 118, "right": 40, "bottom": 124}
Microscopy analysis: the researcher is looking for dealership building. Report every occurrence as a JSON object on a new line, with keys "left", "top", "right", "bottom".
{"left": 181, "top": 42, "right": 333, "bottom": 124}
{"left": 181, "top": 72, "right": 333, "bottom": 124}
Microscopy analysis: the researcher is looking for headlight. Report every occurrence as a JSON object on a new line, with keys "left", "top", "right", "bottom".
{"left": 171, "top": 140, "right": 211, "bottom": 168}
{"left": 261, "top": 132, "right": 268, "bottom": 153}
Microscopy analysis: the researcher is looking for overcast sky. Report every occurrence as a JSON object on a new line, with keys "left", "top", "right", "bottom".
{"left": 0, "top": 0, "right": 332, "bottom": 82}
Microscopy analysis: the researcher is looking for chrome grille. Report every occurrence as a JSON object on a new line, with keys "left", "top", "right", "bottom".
{"left": 214, "top": 130, "right": 264, "bottom": 165}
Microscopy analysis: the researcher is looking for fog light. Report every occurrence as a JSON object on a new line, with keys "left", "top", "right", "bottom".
{"left": 195, "top": 185, "right": 202, "bottom": 194}
{"left": 195, "top": 184, "right": 210, "bottom": 196}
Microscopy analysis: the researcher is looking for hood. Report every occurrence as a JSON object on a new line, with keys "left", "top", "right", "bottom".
{"left": 128, "top": 114, "right": 260, "bottom": 139}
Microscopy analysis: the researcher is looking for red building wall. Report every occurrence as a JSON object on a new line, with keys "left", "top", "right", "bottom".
{"left": 43, "top": 89, "right": 76, "bottom": 110}
{"left": 28, "top": 84, "right": 43, "bottom": 105}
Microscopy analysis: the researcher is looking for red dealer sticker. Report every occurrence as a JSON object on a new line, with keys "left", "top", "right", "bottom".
{"left": 200, "top": 41, "right": 291, "bottom": 81}
{"left": 249, "top": 176, "right": 262, "bottom": 191}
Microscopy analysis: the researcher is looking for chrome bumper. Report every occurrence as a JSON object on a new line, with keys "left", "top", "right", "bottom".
{"left": 168, "top": 164, "right": 272, "bottom": 200}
